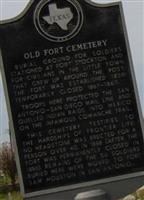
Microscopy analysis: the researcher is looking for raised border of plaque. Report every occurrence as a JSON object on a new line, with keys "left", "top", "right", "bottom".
{"left": 0, "top": 0, "right": 144, "bottom": 199}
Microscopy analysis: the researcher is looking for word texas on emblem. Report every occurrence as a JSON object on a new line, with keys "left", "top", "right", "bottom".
{"left": 34, "top": 0, "right": 84, "bottom": 42}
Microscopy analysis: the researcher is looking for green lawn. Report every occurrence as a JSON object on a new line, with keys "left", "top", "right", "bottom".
{"left": 0, "top": 191, "right": 23, "bottom": 200}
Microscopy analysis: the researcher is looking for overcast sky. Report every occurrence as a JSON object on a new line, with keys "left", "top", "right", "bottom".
{"left": 0, "top": 0, "right": 144, "bottom": 143}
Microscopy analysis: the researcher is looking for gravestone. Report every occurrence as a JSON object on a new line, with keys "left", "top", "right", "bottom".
{"left": 0, "top": 0, "right": 144, "bottom": 199}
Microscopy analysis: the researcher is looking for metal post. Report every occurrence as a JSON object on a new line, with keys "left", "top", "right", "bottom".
{"left": 74, "top": 189, "right": 110, "bottom": 200}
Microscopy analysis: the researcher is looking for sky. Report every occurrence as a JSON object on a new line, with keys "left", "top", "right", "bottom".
{"left": 0, "top": 0, "right": 144, "bottom": 143}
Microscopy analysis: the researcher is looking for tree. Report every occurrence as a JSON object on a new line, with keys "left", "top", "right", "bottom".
{"left": 0, "top": 143, "right": 17, "bottom": 187}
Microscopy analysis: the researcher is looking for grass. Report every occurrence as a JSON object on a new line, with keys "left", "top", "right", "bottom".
{"left": 0, "top": 191, "right": 23, "bottom": 200}
{"left": 0, "top": 176, "right": 11, "bottom": 186}
{"left": 0, "top": 175, "right": 22, "bottom": 199}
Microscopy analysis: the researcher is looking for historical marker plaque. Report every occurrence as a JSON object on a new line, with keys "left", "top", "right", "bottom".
{"left": 0, "top": 0, "right": 144, "bottom": 198}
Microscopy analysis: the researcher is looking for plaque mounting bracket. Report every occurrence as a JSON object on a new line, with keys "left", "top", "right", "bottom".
{"left": 25, "top": 175, "right": 144, "bottom": 200}
{"left": 74, "top": 189, "right": 110, "bottom": 200}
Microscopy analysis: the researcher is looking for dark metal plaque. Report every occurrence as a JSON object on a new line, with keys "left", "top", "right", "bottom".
{"left": 0, "top": 0, "right": 144, "bottom": 198}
